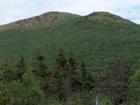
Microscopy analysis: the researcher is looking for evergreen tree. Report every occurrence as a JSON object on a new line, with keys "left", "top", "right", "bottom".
{"left": 0, "top": 65, "right": 44, "bottom": 105}
{"left": 54, "top": 50, "right": 79, "bottom": 104}
{"left": 21, "top": 70, "right": 44, "bottom": 105}
{"left": 34, "top": 55, "right": 49, "bottom": 77}
{"left": 68, "top": 52, "right": 79, "bottom": 91}
{"left": 1, "top": 59, "right": 17, "bottom": 82}
{"left": 16, "top": 57, "right": 27, "bottom": 80}
{"left": 68, "top": 51, "right": 77, "bottom": 70}
{"left": 0, "top": 82, "right": 11, "bottom": 105}
{"left": 62, "top": 62, "right": 73, "bottom": 104}
{"left": 79, "top": 60, "right": 94, "bottom": 94}
{"left": 55, "top": 50, "right": 72, "bottom": 102}
{"left": 128, "top": 69, "right": 140, "bottom": 105}
{"left": 54, "top": 49, "right": 67, "bottom": 100}
{"left": 33, "top": 54, "right": 51, "bottom": 97}
{"left": 56, "top": 49, "right": 67, "bottom": 68}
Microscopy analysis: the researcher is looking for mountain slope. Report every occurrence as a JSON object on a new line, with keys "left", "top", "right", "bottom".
{"left": 0, "top": 11, "right": 140, "bottom": 73}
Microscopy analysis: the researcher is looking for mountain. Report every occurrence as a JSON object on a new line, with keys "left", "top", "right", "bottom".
{"left": 0, "top": 11, "right": 140, "bottom": 73}
{"left": 1, "top": 11, "right": 140, "bottom": 105}
{"left": 0, "top": 11, "right": 80, "bottom": 31}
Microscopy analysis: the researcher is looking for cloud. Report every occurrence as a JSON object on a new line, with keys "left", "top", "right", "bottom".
{"left": 0, "top": 0, "right": 140, "bottom": 24}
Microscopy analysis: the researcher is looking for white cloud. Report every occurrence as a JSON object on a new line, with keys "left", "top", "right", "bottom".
{"left": 0, "top": 0, "right": 140, "bottom": 24}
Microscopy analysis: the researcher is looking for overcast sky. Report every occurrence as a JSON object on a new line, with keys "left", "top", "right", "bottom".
{"left": 0, "top": 0, "right": 140, "bottom": 25}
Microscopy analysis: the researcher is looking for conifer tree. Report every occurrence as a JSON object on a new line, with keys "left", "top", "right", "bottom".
{"left": 21, "top": 70, "right": 44, "bottom": 105}
{"left": 2, "top": 70, "right": 44, "bottom": 105}
{"left": 16, "top": 57, "right": 27, "bottom": 80}
{"left": 79, "top": 60, "right": 94, "bottom": 94}
{"left": 68, "top": 51, "right": 77, "bottom": 70}
{"left": 128, "top": 69, "right": 140, "bottom": 105}
{"left": 54, "top": 49, "right": 67, "bottom": 100}
{"left": 54, "top": 49, "right": 73, "bottom": 102}
{"left": 63, "top": 62, "right": 73, "bottom": 104}
{"left": 2, "top": 59, "right": 17, "bottom": 82}
{"left": 0, "top": 83, "right": 11, "bottom": 105}
{"left": 56, "top": 49, "right": 67, "bottom": 68}
{"left": 68, "top": 51, "right": 82, "bottom": 94}
{"left": 55, "top": 50, "right": 79, "bottom": 103}
{"left": 35, "top": 55, "right": 49, "bottom": 77}
{"left": 33, "top": 54, "right": 51, "bottom": 97}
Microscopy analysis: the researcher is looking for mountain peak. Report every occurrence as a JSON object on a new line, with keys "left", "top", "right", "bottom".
{"left": 89, "top": 11, "right": 116, "bottom": 16}
{"left": 0, "top": 11, "right": 80, "bottom": 32}
{"left": 87, "top": 11, "right": 133, "bottom": 24}
{"left": 39, "top": 11, "right": 80, "bottom": 19}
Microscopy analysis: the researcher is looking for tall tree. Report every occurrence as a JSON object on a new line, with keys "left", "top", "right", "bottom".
{"left": 20, "top": 70, "right": 44, "bottom": 105}
{"left": 79, "top": 60, "right": 94, "bottom": 94}
{"left": 33, "top": 54, "right": 51, "bottom": 96}
{"left": 35, "top": 55, "right": 48, "bottom": 75}
{"left": 56, "top": 49, "right": 67, "bottom": 68}
{"left": 16, "top": 57, "right": 27, "bottom": 80}
{"left": 68, "top": 52, "right": 79, "bottom": 91}
{"left": 68, "top": 51, "right": 77, "bottom": 70}
{"left": 128, "top": 69, "right": 140, "bottom": 105}
{"left": 63, "top": 62, "right": 73, "bottom": 104}
{"left": 1, "top": 59, "right": 17, "bottom": 82}
{"left": 54, "top": 49, "right": 67, "bottom": 100}
{"left": 54, "top": 49, "right": 78, "bottom": 103}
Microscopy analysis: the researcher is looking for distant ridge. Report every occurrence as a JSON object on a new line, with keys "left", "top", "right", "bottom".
{"left": 0, "top": 11, "right": 136, "bottom": 32}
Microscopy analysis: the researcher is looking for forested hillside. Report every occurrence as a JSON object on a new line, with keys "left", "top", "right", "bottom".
{"left": 0, "top": 11, "right": 140, "bottom": 105}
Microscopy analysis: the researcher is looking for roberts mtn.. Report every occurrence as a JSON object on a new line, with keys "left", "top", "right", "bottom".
{"left": 0, "top": 11, "right": 140, "bottom": 72}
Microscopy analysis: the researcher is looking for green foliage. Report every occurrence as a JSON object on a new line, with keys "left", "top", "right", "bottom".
{"left": 16, "top": 57, "right": 27, "bottom": 80}
{"left": 0, "top": 68, "right": 44, "bottom": 105}
{"left": 21, "top": 71, "right": 44, "bottom": 105}
{"left": 78, "top": 60, "right": 94, "bottom": 93}
{"left": 47, "top": 97, "right": 63, "bottom": 105}
{"left": 97, "top": 94, "right": 113, "bottom": 105}
{"left": 128, "top": 69, "right": 140, "bottom": 105}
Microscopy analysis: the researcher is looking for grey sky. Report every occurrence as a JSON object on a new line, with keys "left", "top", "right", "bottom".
{"left": 0, "top": 0, "right": 140, "bottom": 25}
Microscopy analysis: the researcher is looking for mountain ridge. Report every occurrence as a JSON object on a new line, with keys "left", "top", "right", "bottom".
{"left": 0, "top": 11, "right": 137, "bottom": 32}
